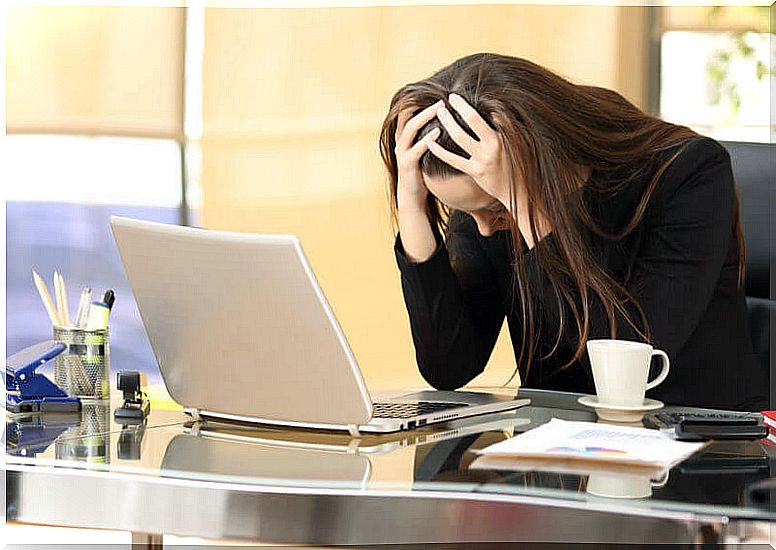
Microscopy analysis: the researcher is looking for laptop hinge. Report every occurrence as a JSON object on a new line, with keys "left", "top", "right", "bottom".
{"left": 347, "top": 424, "right": 361, "bottom": 438}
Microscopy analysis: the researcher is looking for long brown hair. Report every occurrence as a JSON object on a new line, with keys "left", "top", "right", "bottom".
{"left": 379, "top": 53, "right": 746, "bottom": 380}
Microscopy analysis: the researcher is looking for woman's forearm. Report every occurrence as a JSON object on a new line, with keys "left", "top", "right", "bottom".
{"left": 397, "top": 195, "right": 438, "bottom": 263}
{"left": 394, "top": 211, "right": 508, "bottom": 390}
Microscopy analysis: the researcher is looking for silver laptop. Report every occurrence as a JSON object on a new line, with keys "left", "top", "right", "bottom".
{"left": 110, "top": 216, "right": 529, "bottom": 434}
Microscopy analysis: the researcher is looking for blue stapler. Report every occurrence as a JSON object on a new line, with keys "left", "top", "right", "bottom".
{"left": 5, "top": 341, "right": 82, "bottom": 414}
{"left": 6, "top": 413, "right": 81, "bottom": 457}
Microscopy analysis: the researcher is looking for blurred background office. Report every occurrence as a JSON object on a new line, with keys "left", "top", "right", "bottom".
{"left": 6, "top": 3, "right": 773, "bottom": 398}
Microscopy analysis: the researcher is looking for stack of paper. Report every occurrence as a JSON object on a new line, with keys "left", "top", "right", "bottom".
{"left": 470, "top": 419, "right": 705, "bottom": 473}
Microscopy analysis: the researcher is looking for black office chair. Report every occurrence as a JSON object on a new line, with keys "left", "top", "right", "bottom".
{"left": 721, "top": 140, "right": 775, "bottom": 407}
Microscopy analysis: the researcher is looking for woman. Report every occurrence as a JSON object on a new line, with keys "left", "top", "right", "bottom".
{"left": 379, "top": 53, "right": 767, "bottom": 411}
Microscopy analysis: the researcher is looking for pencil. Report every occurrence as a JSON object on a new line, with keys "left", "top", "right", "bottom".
{"left": 54, "top": 271, "right": 66, "bottom": 327}
{"left": 32, "top": 270, "right": 61, "bottom": 326}
{"left": 58, "top": 272, "right": 71, "bottom": 326}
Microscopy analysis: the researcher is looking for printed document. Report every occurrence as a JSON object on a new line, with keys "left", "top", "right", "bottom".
{"left": 473, "top": 418, "right": 705, "bottom": 470}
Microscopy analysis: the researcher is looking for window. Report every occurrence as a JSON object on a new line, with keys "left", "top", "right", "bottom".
{"left": 658, "top": 6, "right": 772, "bottom": 142}
{"left": 6, "top": 136, "right": 184, "bottom": 383}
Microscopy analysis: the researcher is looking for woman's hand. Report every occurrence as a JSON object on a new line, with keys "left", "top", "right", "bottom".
{"left": 429, "top": 94, "right": 552, "bottom": 249}
{"left": 393, "top": 101, "right": 444, "bottom": 262}
{"left": 394, "top": 100, "right": 443, "bottom": 213}
{"left": 427, "top": 94, "right": 514, "bottom": 212}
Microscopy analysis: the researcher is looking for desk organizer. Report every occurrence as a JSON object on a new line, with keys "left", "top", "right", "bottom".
{"left": 53, "top": 326, "right": 110, "bottom": 400}
{"left": 55, "top": 402, "right": 111, "bottom": 466}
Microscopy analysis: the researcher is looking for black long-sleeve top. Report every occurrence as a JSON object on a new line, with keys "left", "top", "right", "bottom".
{"left": 394, "top": 136, "right": 768, "bottom": 411}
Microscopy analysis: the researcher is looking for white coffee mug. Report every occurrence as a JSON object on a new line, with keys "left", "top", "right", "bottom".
{"left": 587, "top": 470, "right": 670, "bottom": 499}
{"left": 586, "top": 339, "right": 670, "bottom": 407}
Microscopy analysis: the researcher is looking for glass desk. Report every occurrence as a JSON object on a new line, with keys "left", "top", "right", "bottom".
{"left": 5, "top": 389, "right": 775, "bottom": 547}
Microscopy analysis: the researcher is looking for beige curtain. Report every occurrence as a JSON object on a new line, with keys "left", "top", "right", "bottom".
{"left": 6, "top": 6, "right": 185, "bottom": 140}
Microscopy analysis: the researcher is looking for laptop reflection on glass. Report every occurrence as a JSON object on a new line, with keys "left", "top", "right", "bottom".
{"left": 110, "top": 216, "right": 529, "bottom": 435}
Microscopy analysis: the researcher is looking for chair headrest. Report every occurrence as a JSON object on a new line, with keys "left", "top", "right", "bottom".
{"left": 720, "top": 141, "right": 775, "bottom": 300}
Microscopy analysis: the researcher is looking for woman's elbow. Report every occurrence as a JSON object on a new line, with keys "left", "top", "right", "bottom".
{"left": 420, "top": 371, "right": 462, "bottom": 391}
{"left": 417, "top": 353, "right": 483, "bottom": 391}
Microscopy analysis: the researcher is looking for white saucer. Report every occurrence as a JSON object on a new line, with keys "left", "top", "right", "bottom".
{"left": 578, "top": 396, "right": 664, "bottom": 422}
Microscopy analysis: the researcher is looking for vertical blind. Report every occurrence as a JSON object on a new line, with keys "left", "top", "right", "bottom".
{"left": 6, "top": 6, "right": 185, "bottom": 140}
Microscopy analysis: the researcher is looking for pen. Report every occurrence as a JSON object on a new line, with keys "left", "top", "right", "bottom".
{"left": 102, "top": 289, "right": 115, "bottom": 309}
{"left": 74, "top": 287, "right": 92, "bottom": 328}
{"left": 32, "top": 270, "right": 61, "bottom": 326}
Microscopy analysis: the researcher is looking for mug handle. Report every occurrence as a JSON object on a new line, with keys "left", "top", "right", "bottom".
{"left": 645, "top": 349, "right": 670, "bottom": 390}
{"left": 651, "top": 469, "right": 670, "bottom": 488}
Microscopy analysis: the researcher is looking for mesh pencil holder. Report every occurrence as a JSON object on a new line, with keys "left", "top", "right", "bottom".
{"left": 55, "top": 402, "right": 111, "bottom": 466}
{"left": 53, "top": 326, "right": 110, "bottom": 400}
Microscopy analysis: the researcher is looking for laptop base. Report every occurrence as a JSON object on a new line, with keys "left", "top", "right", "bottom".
{"left": 186, "top": 396, "right": 529, "bottom": 435}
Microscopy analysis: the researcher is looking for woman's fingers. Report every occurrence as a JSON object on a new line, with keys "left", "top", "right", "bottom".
{"left": 395, "top": 95, "right": 499, "bottom": 188}
{"left": 396, "top": 100, "right": 443, "bottom": 151}
{"left": 395, "top": 108, "right": 413, "bottom": 143}
{"left": 402, "top": 128, "right": 439, "bottom": 166}
{"left": 427, "top": 138, "right": 471, "bottom": 174}
{"left": 436, "top": 104, "right": 479, "bottom": 154}
{"left": 402, "top": 128, "right": 440, "bottom": 167}
{"left": 448, "top": 93, "right": 495, "bottom": 144}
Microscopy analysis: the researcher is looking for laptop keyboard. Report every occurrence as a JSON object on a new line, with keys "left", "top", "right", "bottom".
{"left": 372, "top": 401, "right": 468, "bottom": 419}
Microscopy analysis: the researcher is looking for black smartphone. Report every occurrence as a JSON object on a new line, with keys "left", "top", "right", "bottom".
{"left": 674, "top": 419, "right": 769, "bottom": 441}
